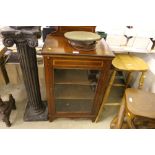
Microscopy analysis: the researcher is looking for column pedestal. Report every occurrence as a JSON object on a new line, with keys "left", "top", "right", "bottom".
{"left": 1, "top": 26, "right": 48, "bottom": 121}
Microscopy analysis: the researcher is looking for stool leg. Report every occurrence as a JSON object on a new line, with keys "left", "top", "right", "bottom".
{"left": 125, "top": 72, "right": 132, "bottom": 89}
{"left": 110, "top": 95, "right": 126, "bottom": 129}
{"left": 115, "top": 95, "right": 126, "bottom": 128}
{"left": 95, "top": 70, "right": 117, "bottom": 122}
{"left": 138, "top": 71, "right": 146, "bottom": 89}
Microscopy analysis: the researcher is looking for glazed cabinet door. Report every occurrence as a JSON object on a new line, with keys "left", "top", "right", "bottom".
{"left": 54, "top": 69, "right": 100, "bottom": 114}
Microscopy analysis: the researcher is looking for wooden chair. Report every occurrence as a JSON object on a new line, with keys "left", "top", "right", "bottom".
{"left": 111, "top": 88, "right": 155, "bottom": 129}
{"left": 95, "top": 53, "right": 149, "bottom": 122}
{"left": 0, "top": 47, "right": 16, "bottom": 127}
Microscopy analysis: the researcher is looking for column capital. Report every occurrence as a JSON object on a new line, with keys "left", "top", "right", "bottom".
{"left": 1, "top": 26, "right": 41, "bottom": 48}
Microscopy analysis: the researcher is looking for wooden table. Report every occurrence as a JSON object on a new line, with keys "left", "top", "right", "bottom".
{"left": 42, "top": 34, "right": 114, "bottom": 121}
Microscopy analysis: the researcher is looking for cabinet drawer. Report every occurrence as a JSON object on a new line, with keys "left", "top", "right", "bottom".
{"left": 53, "top": 59, "right": 103, "bottom": 68}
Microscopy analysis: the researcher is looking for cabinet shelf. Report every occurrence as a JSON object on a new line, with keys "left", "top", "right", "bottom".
{"left": 54, "top": 69, "right": 92, "bottom": 85}
{"left": 54, "top": 84, "right": 95, "bottom": 100}
{"left": 55, "top": 99, "right": 93, "bottom": 112}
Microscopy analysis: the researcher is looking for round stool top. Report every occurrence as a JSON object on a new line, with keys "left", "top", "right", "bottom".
{"left": 112, "top": 54, "right": 149, "bottom": 71}
{"left": 125, "top": 88, "right": 155, "bottom": 119}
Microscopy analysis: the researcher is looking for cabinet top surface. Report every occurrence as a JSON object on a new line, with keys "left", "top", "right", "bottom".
{"left": 42, "top": 35, "right": 114, "bottom": 57}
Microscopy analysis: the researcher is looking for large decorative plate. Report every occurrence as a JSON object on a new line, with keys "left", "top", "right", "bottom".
{"left": 64, "top": 31, "right": 101, "bottom": 41}
{"left": 64, "top": 31, "right": 101, "bottom": 51}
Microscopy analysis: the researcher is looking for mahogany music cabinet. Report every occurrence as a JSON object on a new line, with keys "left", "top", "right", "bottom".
{"left": 41, "top": 27, "right": 114, "bottom": 122}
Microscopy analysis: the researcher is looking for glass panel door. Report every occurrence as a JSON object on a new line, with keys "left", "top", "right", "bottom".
{"left": 54, "top": 69, "right": 100, "bottom": 113}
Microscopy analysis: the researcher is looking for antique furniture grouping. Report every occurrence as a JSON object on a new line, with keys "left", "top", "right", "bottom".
{"left": 0, "top": 47, "right": 16, "bottom": 127}
{"left": 1, "top": 27, "right": 48, "bottom": 121}
{"left": 42, "top": 26, "right": 114, "bottom": 121}
{"left": 95, "top": 54, "right": 149, "bottom": 122}
{"left": 111, "top": 88, "right": 155, "bottom": 129}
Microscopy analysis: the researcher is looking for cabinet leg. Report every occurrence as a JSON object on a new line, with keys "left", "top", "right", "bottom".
{"left": 49, "top": 115, "right": 54, "bottom": 122}
{"left": 92, "top": 117, "right": 96, "bottom": 122}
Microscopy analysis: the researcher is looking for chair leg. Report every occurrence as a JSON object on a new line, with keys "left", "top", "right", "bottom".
{"left": 2, "top": 115, "right": 11, "bottom": 127}
{"left": 9, "top": 94, "right": 16, "bottom": 110}
{"left": 126, "top": 112, "right": 136, "bottom": 129}
{"left": 95, "top": 70, "right": 117, "bottom": 122}
{"left": 138, "top": 71, "right": 146, "bottom": 89}
{"left": 0, "top": 95, "right": 16, "bottom": 127}
{"left": 110, "top": 115, "right": 118, "bottom": 129}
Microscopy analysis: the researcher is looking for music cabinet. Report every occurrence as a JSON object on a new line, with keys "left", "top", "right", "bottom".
{"left": 41, "top": 27, "right": 114, "bottom": 121}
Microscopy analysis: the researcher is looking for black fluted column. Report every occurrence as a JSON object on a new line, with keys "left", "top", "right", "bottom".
{"left": 1, "top": 27, "right": 48, "bottom": 121}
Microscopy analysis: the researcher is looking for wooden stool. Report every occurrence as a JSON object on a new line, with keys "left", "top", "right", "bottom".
{"left": 112, "top": 88, "right": 155, "bottom": 129}
{"left": 95, "top": 54, "right": 149, "bottom": 122}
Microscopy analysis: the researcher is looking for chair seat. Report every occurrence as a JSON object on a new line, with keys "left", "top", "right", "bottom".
{"left": 112, "top": 54, "right": 149, "bottom": 71}
{"left": 125, "top": 88, "right": 155, "bottom": 119}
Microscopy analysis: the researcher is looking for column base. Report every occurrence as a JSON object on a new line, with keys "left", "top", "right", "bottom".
{"left": 24, "top": 101, "right": 48, "bottom": 121}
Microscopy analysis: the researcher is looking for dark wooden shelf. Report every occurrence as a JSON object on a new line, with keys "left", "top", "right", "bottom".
{"left": 54, "top": 85, "right": 95, "bottom": 100}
